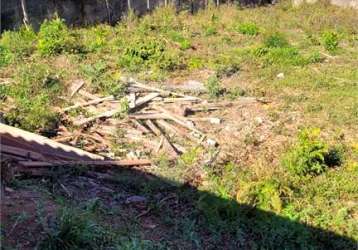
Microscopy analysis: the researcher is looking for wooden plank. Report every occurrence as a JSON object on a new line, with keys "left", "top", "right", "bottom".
{"left": 154, "top": 106, "right": 205, "bottom": 136}
{"left": 128, "top": 113, "right": 168, "bottom": 120}
{"left": 0, "top": 145, "right": 45, "bottom": 161}
{"left": 64, "top": 96, "right": 114, "bottom": 112}
{"left": 143, "top": 120, "right": 179, "bottom": 157}
{"left": 131, "top": 92, "right": 160, "bottom": 109}
{"left": 70, "top": 80, "right": 85, "bottom": 97}
{"left": 73, "top": 108, "right": 121, "bottom": 126}
{"left": 124, "top": 77, "right": 201, "bottom": 101}
{"left": 0, "top": 123, "right": 104, "bottom": 161}
{"left": 130, "top": 119, "right": 150, "bottom": 134}
{"left": 18, "top": 159, "right": 151, "bottom": 168}
{"left": 144, "top": 120, "right": 161, "bottom": 136}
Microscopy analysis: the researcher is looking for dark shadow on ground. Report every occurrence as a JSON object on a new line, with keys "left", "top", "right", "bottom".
{"left": 1, "top": 164, "right": 357, "bottom": 250}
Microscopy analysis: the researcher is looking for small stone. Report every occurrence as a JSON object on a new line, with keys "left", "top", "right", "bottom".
{"left": 209, "top": 118, "right": 221, "bottom": 124}
{"left": 255, "top": 117, "right": 263, "bottom": 125}
{"left": 206, "top": 138, "right": 218, "bottom": 147}
{"left": 277, "top": 73, "right": 285, "bottom": 79}
{"left": 125, "top": 195, "right": 147, "bottom": 204}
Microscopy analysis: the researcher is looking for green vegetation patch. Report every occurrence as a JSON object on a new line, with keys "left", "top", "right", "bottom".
{"left": 3, "top": 63, "right": 63, "bottom": 134}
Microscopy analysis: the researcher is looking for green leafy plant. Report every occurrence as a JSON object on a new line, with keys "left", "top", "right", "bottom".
{"left": 38, "top": 18, "right": 77, "bottom": 56}
{"left": 205, "top": 75, "right": 223, "bottom": 98}
{"left": 236, "top": 179, "right": 288, "bottom": 213}
{"left": 168, "top": 31, "right": 191, "bottom": 50}
{"left": 81, "top": 61, "right": 125, "bottom": 97}
{"left": 321, "top": 31, "right": 339, "bottom": 52}
{"left": 3, "top": 63, "right": 62, "bottom": 133}
{"left": 118, "top": 36, "right": 181, "bottom": 73}
{"left": 264, "top": 32, "right": 289, "bottom": 48}
{"left": 281, "top": 128, "right": 338, "bottom": 176}
{"left": 0, "top": 26, "right": 37, "bottom": 58}
{"left": 236, "top": 23, "right": 259, "bottom": 36}
{"left": 0, "top": 45, "right": 13, "bottom": 67}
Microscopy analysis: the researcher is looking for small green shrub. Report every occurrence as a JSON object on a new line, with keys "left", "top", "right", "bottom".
{"left": 187, "top": 57, "right": 205, "bottom": 70}
{"left": 118, "top": 36, "right": 181, "bottom": 73}
{"left": 264, "top": 47, "right": 307, "bottom": 66}
{"left": 0, "top": 27, "right": 37, "bottom": 58}
{"left": 205, "top": 75, "right": 223, "bottom": 98}
{"left": 81, "top": 61, "right": 125, "bottom": 97}
{"left": 3, "top": 63, "right": 62, "bottom": 133}
{"left": 204, "top": 25, "right": 217, "bottom": 36}
{"left": 38, "top": 18, "right": 77, "bottom": 56}
{"left": 0, "top": 26, "right": 37, "bottom": 58}
{"left": 281, "top": 128, "right": 340, "bottom": 176}
{"left": 321, "top": 31, "right": 339, "bottom": 52}
{"left": 236, "top": 23, "right": 259, "bottom": 36}
{"left": 81, "top": 25, "right": 111, "bottom": 52}
{"left": 264, "top": 32, "right": 289, "bottom": 48}
{"left": 0, "top": 45, "right": 13, "bottom": 67}
{"left": 38, "top": 208, "right": 115, "bottom": 250}
{"left": 237, "top": 179, "right": 288, "bottom": 213}
{"left": 168, "top": 31, "right": 191, "bottom": 50}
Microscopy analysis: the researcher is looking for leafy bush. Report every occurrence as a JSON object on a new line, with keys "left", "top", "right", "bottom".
{"left": 236, "top": 23, "right": 259, "bottom": 36}
{"left": 81, "top": 61, "right": 125, "bottom": 97}
{"left": 264, "top": 32, "right": 289, "bottom": 48}
{"left": 321, "top": 31, "right": 339, "bottom": 52}
{"left": 205, "top": 75, "right": 223, "bottom": 98}
{"left": 118, "top": 37, "right": 181, "bottom": 73}
{"left": 3, "top": 64, "right": 62, "bottom": 133}
{"left": 0, "top": 26, "right": 37, "bottom": 58}
{"left": 38, "top": 208, "right": 115, "bottom": 250}
{"left": 264, "top": 47, "right": 307, "bottom": 66}
{"left": 38, "top": 18, "right": 77, "bottom": 56}
{"left": 236, "top": 179, "right": 288, "bottom": 212}
{"left": 281, "top": 128, "right": 342, "bottom": 176}
{"left": 81, "top": 26, "right": 109, "bottom": 52}
{"left": 212, "top": 55, "right": 240, "bottom": 77}
{"left": 168, "top": 31, "right": 191, "bottom": 50}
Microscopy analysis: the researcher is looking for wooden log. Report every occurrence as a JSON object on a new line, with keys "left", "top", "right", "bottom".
{"left": 64, "top": 96, "right": 114, "bottom": 112}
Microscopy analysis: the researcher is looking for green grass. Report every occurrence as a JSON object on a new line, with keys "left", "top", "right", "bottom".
{"left": 1, "top": 1, "right": 358, "bottom": 249}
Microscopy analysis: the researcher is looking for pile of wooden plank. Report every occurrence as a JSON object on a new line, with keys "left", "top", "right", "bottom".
{"left": 58, "top": 78, "right": 222, "bottom": 159}
{"left": 0, "top": 123, "right": 151, "bottom": 178}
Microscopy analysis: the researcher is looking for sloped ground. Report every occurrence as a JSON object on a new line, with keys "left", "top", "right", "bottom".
{"left": 1, "top": 1, "right": 358, "bottom": 249}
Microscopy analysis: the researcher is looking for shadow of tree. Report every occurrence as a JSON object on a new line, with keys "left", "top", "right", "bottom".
{"left": 42, "top": 165, "right": 356, "bottom": 250}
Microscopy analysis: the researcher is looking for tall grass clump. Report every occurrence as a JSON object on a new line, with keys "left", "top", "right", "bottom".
{"left": 38, "top": 208, "right": 116, "bottom": 250}
{"left": 321, "top": 31, "right": 339, "bottom": 52}
{"left": 235, "top": 22, "right": 259, "bottom": 36}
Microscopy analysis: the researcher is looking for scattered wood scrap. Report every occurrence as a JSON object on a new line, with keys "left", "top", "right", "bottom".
{"left": 56, "top": 78, "right": 266, "bottom": 159}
